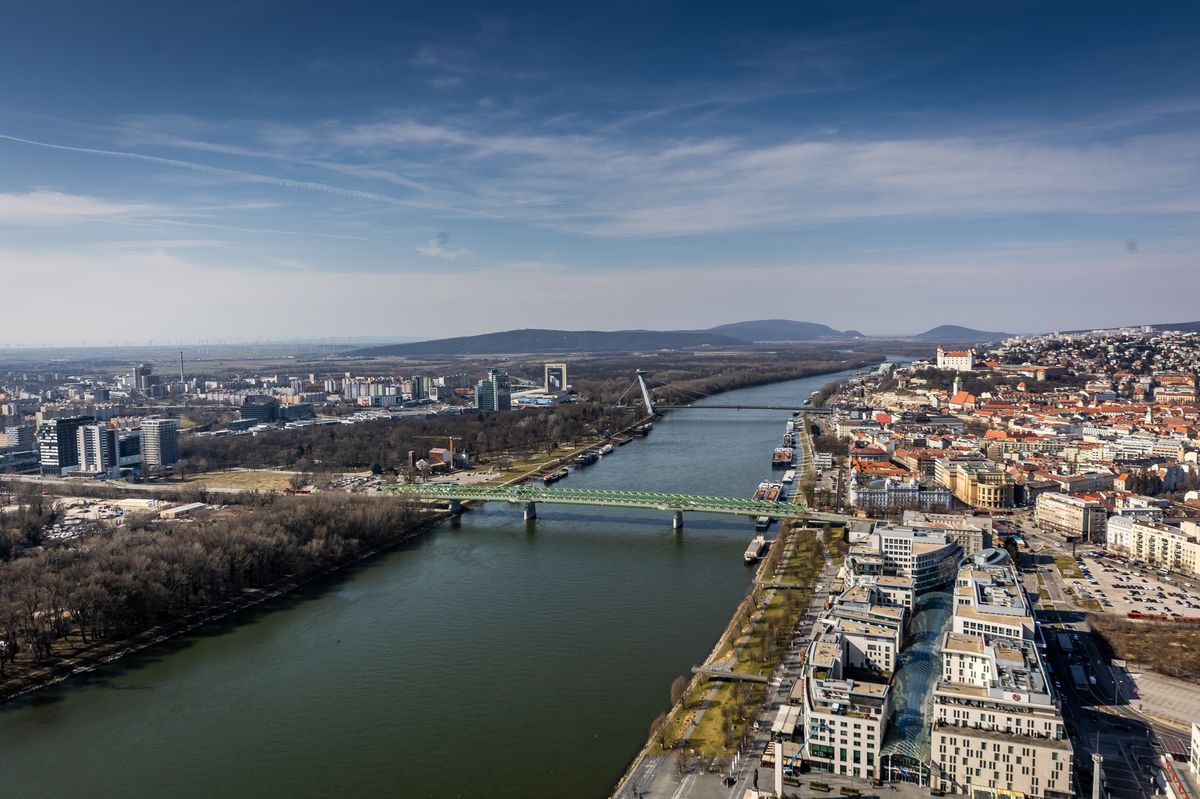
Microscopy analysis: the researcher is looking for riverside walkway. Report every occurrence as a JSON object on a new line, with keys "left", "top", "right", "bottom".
{"left": 381, "top": 483, "right": 850, "bottom": 527}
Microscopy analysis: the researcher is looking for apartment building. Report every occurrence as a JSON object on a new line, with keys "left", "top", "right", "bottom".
{"left": 932, "top": 559, "right": 1073, "bottom": 798}
{"left": 1035, "top": 492, "right": 1107, "bottom": 542}
{"left": 1106, "top": 517, "right": 1200, "bottom": 576}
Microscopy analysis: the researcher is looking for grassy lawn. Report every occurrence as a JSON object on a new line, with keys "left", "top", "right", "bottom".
{"left": 657, "top": 526, "right": 827, "bottom": 756}
{"left": 182, "top": 469, "right": 295, "bottom": 491}
{"left": 1067, "top": 588, "right": 1102, "bottom": 612}
{"left": 1054, "top": 555, "right": 1083, "bottom": 579}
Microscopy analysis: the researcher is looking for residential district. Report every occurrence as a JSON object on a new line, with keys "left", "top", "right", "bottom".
{"left": 620, "top": 325, "right": 1200, "bottom": 799}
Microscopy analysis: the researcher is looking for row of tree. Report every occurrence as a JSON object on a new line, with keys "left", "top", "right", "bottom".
{"left": 0, "top": 494, "right": 420, "bottom": 681}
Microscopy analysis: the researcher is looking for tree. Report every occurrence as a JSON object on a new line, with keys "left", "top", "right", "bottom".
{"left": 370, "top": 463, "right": 383, "bottom": 476}
{"left": 670, "top": 675, "right": 687, "bottom": 708}
{"left": 650, "top": 711, "right": 669, "bottom": 749}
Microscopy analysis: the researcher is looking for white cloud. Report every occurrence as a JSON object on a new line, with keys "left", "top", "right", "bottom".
{"left": 416, "top": 232, "right": 471, "bottom": 260}
{"left": 0, "top": 190, "right": 160, "bottom": 225}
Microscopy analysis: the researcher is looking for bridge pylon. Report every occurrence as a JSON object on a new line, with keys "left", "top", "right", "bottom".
{"left": 636, "top": 369, "right": 655, "bottom": 416}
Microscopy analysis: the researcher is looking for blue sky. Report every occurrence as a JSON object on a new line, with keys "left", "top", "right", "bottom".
{"left": 1, "top": 1, "right": 1198, "bottom": 345}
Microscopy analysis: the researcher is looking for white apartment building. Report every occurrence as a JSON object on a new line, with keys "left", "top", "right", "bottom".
{"left": 1106, "top": 516, "right": 1200, "bottom": 576}
{"left": 1035, "top": 492, "right": 1107, "bottom": 542}
{"left": 933, "top": 559, "right": 1073, "bottom": 798}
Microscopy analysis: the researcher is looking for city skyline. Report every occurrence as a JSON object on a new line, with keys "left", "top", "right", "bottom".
{"left": 2, "top": 1, "right": 1199, "bottom": 344}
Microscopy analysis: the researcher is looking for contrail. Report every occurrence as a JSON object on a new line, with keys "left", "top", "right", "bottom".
{"left": 0, "top": 132, "right": 499, "bottom": 219}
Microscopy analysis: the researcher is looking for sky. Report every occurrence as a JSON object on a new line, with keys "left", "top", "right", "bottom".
{"left": 1, "top": 0, "right": 1199, "bottom": 346}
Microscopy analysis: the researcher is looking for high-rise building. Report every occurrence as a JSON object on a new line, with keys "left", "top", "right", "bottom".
{"left": 544, "top": 362, "right": 568, "bottom": 394}
{"left": 239, "top": 395, "right": 279, "bottom": 422}
{"left": 77, "top": 424, "right": 118, "bottom": 474}
{"left": 38, "top": 414, "right": 94, "bottom": 475}
{"left": 140, "top": 417, "right": 179, "bottom": 473}
{"left": 0, "top": 424, "right": 35, "bottom": 452}
{"left": 474, "top": 369, "right": 512, "bottom": 412}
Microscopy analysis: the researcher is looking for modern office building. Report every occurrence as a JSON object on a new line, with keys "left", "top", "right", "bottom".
{"left": 0, "top": 423, "right": 35, "bottom": 452}
{"left": 932, "top": 557, "right": 1072, "bottom": 798}
{"left": 845, "top": 525, "right": 962, "bottom": 594}
{"left": 239, "top": 395, "right": 279, "bottom": 423}
{"left": 474, "top": 369, "right": 512, "bottom": 412}
{"left": 544, "top": 362, "right": 568, "bottom": 394}
{"left": 140, "top": 417, "right": 179, "bottom": 473}
{"left": 37, "top": 414, "right": 94, "bottom": 475}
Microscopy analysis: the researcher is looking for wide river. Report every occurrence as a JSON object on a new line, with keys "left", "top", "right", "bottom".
{"left": 0, "top": 368, "right": 865, "bottom": 798}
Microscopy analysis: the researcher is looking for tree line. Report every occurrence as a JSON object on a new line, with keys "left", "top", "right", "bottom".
{"left": 0, "top": 494, "right": 420, "bottom": 683}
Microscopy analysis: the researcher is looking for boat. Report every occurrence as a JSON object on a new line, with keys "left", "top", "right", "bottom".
{"left": 542, "top": 466, "right": 569, "bottom": 484}
{"left": 614, "top": 436, "right": 633, "bottom": 446}
{"left": 783, "top": 433, "right": 794, "bottom": 446}
{"left": 754, "top": 516, "right": 772, "bottom": 532}
{"left": 744, "top": 533, "right": 769, "bottom": 563}
{"left": 633, "top": 422, "right": 653, "bottom": 437}
{"left": 772, "top": 447, "right": 794, "bottom": 468}
{"left": 781, "top": 469, "right": 796, "bottom": 484}
{"left": 599, "top": 443, "right": 615, "bottom": 455}
{"left": 766, "top": 482, "right": 783, "bottom": 502}
{"left": 573, "top": 451, "right": 599, "bottom": 467}
{"left": 752, "top": 481, "right": 770, "bottom": 501}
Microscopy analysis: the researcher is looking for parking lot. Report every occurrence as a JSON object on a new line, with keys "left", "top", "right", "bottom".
{"left": 1067, "top": 551, "right": 1200, "bottom": 618}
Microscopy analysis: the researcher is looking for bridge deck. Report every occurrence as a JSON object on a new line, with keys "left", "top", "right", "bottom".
{"left": 383, "top": 483, "right": 848, "bottom": 521}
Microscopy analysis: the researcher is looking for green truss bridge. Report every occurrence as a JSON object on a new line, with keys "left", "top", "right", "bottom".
{"left": 381, "top": 483, "right": 850, "bottom": 529}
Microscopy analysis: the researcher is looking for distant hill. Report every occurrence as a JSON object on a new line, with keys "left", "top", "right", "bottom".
{"left": 348, "top": 328, "right": 749, "bottom": 356}
{"left": 913, "top": 325, "right": 1012, "bottom": 343}
{"left": 348, "top": 319, "right": 870, "bottom": 356}
{"left": 705, "top": 319, "right": 858, "bottom": 341}
{"left": 1151, "top": 321, "right": 1200, "bottom": 334}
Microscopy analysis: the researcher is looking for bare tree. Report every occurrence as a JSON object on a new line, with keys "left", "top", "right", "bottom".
{"left": 670, "top": 675, "right": 688, "bottom": 708}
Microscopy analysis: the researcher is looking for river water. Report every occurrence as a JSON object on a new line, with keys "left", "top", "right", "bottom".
{"left": 0, "top": 368, "right": 866, "bottom": 799}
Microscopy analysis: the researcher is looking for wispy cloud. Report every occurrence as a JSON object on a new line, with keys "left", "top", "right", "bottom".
{"left": 0, "top": 132, "right": 497, "bottom": 219}
{"left": 0, "top": 190, "right": 160, "bottom": 225}
{"left": 416, "top": 231, "right": 470, "bottom": 260}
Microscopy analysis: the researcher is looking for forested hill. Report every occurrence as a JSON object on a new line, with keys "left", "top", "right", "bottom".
{"left": 348, "top": 319, "right": 861, "bottom": 356}
{"left": 912, "top": 324, "right": 1012, "bottom": 342}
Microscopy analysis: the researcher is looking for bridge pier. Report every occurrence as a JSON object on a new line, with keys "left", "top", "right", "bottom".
{"left": 448, "top": 499, "right": 463, "bottom": 516}
{"left": 672, "top": 510, "right": 684, "bottom": 530}
{"left": 523, "top": 501, "right": 537, "bottom": 521}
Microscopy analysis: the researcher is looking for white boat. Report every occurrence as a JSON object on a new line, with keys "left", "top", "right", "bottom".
{"left": 744, "top": 533, "right": 769, "bottom": 562}
{"left": 599, "top": 443, "right": 615, "bottom": 455}
{"left": 782, "top": 469, "right": 796, "bottom": 484}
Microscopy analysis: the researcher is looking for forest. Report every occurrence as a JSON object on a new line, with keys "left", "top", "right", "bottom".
{"left": 0, "top": 494, "right": 421, "bottom": 685}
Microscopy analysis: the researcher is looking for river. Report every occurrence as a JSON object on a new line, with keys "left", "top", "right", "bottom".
{"left": 0, "top": 367, "right": 866, "bottom": 798}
